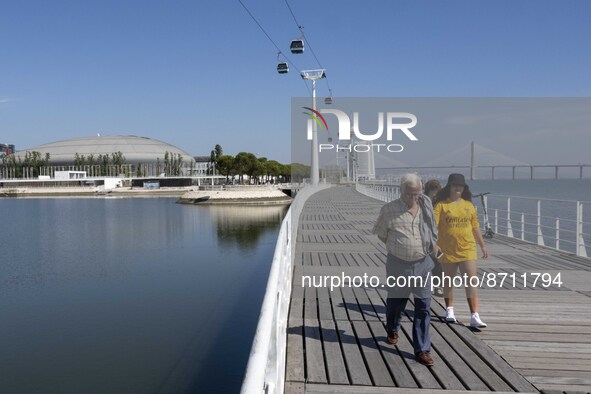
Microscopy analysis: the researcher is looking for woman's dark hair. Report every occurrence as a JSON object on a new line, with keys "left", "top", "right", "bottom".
{"left": 433, "top": 184, "right": 473, "bottom": 206}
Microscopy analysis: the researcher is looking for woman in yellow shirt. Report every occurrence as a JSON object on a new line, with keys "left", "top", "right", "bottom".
{"left": 433, "top": 174, "right": 489, "bottom": 328}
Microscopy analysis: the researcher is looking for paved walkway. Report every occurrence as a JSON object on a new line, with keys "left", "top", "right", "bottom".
{"left": 285, "top": 186, "right": 591, "bottom": 393}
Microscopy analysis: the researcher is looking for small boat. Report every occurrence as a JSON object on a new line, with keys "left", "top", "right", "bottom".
{"left": 191, "top": 196, "right": 210, "bottom": 203}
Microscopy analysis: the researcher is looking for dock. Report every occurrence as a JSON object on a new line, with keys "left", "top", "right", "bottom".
{"left": 285, "top": 186, "right": 591, "bottom": 393}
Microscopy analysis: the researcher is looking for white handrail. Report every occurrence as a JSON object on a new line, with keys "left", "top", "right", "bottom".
{"left": 355, "top": 183, "right": 590, "bottom": 259}
{"left": 241, "top": 184, "right": 330, "bottom": 394}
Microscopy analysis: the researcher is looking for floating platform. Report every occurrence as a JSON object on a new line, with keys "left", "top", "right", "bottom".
{"left": 177, "top": 188, "right": 292, "bottom": 205}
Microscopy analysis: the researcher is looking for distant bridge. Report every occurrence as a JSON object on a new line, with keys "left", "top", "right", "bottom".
{"left": 375, "top": 164, "right": 591, "bottom": 180}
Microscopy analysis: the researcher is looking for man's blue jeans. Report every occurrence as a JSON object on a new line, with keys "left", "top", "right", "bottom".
{"left": 385, "top": 253, "right": 434, "bottom": 355}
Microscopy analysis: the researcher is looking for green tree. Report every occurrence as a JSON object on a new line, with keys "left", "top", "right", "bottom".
{"left": 233, "top": 152, "right": 257, "bottom": 184}
{"left": 264, "top": 160, "right": 281, "bottom": 183}
{"left": 217, "top": 155, "right": 234, "bottom": 183}
{"left": 74, "top": 153, "right": 85, "bottom": 167}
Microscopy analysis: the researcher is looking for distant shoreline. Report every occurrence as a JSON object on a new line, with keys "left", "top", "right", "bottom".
{"left": 0, "top": 186, "right": 293, "bottom": 203}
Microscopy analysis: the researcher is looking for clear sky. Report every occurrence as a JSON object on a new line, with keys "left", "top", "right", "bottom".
{"left": 1, "top": 0, "right": 590, "bottom": 163}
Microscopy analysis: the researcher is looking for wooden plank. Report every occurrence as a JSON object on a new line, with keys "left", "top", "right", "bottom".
{"left": 320, "top": 319, "right": 350, "bottom": 385}
{"left": 427, "top": 321, "right": 489, "bottom": 390}
{"left": 399, "top": 321, "right": 466, "bottom": 390}
{"left": 353, "top": 286, "right": 379, "bottom": 321}
{"left": 304, "top": 318, "right": 328, "bottom": 384}
{"left": 335, "top": 320, "right": 373, "bottom": 386}
{"left": 331, "top": 287, "right": 349, "bottom": 321}
{"left": 341, "top": 286, "right": 364, "bottom": 321}
{"left": 352, "top": 320, "right": 395, "bottom": 387}
{"left": 364, "top": 288, "right": 386, "bottom": 322}
{"left": 428, "top": 319, "right": 513, "bottom": 391}
{"left": 318, "top": 252, "right": 330, "bottom": 267}
{"left": 445, "top": 323, "right": 538, "bottom": 392}
{"left": 327, "top": 252, "right": 339, "bottom": 267}
{"left": 344, "top": 253, "right": 359, "bottom": 267}
{"left": 289, "top": 273, "right": 304, "bottom": 319}
{"left": 284, "top": 381, "right": 304, "bottom": 394}
{"left": 530, "top": 383, "right": 591, "bottom": 392}
{"left": 394, "top": 321, "right": 441, "bottom": 389}
{"left": 286, "top": 316, "right": 305, "bottom": 382}
{"left": 318, "top": 286, "right": 333, "bottom": 321}
{"left": 366, "top": 320, "right": 418, "bottom": 388}
{"left": 304, "top": 385, "right": 519, "bottom": 394}
{"left": 334, "top": 253, "right": 351, "bottom": 267}
{"left": 311, "top": 252, "right": 321, "bottom": 266}
{"left": 304, "top": 286, "right": 317, "bottom": 321}
{"left": 303, "top": 251, "right": 311, "bottom": 266}
{"left": 478, "top": 331, "right": 591, "bottom": 343}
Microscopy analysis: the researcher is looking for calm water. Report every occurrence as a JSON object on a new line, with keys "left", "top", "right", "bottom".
{"left": 0, "top": 198, "right": 288, "bottom": 393}
{"left": 462, "top": 180, "right": 591, "bottom": 253}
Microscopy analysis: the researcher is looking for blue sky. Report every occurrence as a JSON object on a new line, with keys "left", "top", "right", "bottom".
{"left": 1, "top": 0, "right": 590, "bottom": 163}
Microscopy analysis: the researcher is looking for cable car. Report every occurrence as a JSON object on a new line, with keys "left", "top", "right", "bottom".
{"left": 290, "top": 39, "right": 304, "bottom": 54}
{"left": 324, "top": 97, "right": 332, "bottom": 105}
{"left": 277, "top": 62, "right": 289, "bottom": 74}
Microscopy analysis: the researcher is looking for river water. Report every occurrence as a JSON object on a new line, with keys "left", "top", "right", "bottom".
{"left": 0, "top": 198, "right": 288, "bottom": 393}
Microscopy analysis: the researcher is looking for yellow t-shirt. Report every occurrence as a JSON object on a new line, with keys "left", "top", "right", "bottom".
{"left": 433, "top": 198, "right": 480, "bottom": 263}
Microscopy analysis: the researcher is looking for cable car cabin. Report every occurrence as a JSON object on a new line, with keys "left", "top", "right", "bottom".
{"left": 277, "top": 62, "right": 289, "bottom": 74}
{"left": 290, "top": 39, "right": 304, "bottom": 54}
{"left": 325, "top": 97, "right": 332, "bottom": 104}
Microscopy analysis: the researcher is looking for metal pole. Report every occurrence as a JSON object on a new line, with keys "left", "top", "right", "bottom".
{"left": 507, "top": 198, "right": 513, "bottom": 237}
{"left": 555, "top": 218, "right": 560, "bottom": 250}
{"left": 470, "top": 141, "right": 476, "bottom": 180}
{"left": 311, "top": 80, "right": 319, "bottom": 185}
{"left": 537, "top": 200, "right": 545, "bottom": 246}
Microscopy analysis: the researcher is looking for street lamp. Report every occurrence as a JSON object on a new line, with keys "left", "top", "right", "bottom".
{"left": 300, "top": 69, "right": 326, "bottom": 185}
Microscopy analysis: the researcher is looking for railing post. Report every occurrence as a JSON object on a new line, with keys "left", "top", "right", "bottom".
{"left": 555, "top": 218, "right": 560, "bottom": 250}
{"left": 537, "top": 200, "right": 545, "bottom": 246}
{"left": 494, "top": 209, "right": 498, "bottom": 234}
{"left": 521, "top": 213, "right": 525, "bottom": 241}
{"left": 507, "top": 198, "right": 513, "bottom": 238}
{"left": 577, "top": 202, "right": 588, "bottom": 257}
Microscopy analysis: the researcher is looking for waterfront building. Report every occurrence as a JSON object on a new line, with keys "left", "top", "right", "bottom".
{"left": 3, "top": 135, "right": 197, "bottom": 178}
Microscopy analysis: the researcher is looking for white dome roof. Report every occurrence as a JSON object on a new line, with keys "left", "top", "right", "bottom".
{"left": 15, "top": 135, "right": 195, "bottom": 165}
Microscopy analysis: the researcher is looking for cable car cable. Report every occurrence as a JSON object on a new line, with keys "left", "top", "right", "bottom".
{"left": 238, "top": 0, "right": 311, "bottom": 95}
{"left": 284, "top": 0, "right": 333, "bottom": 97}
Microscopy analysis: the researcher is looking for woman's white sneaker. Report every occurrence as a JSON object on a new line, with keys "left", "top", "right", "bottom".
{"left": 470, "top": 313, "right": 487, "bottom": 328}
{"left": 445, "top": 307, "right": 457, "bottom": 323}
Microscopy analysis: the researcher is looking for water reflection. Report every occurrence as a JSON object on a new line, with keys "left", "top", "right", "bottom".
{"left": 208, "top": 205, "right": 289, "bottom": 250}
{"left": 0, "top": 198, "right": 284, "bottom": 393}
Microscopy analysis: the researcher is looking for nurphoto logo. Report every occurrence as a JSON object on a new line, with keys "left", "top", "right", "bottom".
{"left": 303, "top": 107, "right": 419, "bottom": 153}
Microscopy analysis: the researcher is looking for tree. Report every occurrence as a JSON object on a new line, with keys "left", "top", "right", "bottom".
{"left": 217, "top": 155, "right": 235, "bottom": 183}
{"left": 74, "top": 153, "right": 85, "bottom": 167}
{"left": 233, "top": 152, "right": 257, "bottom": 184}
{"left": 290, "top": 163, "right": 309, "bottom": 182}
{"left": 264, "top": 160, "right": 281, "bottom": 183}
{"left": 209, "top": 144, "right": 223, "bottom": 175}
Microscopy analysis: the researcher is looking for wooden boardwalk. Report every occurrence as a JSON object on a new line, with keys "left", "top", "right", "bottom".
{"left": 285, "top": 186, "right": 591, "bottom": 393}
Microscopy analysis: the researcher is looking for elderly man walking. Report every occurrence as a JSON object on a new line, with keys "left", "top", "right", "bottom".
{"left": 372, "top": 173, "right": 438, "bottom": 366}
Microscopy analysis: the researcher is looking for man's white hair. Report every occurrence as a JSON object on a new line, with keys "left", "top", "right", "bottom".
{"left": 400, "top": 173, "right": 422, "bottom": 194}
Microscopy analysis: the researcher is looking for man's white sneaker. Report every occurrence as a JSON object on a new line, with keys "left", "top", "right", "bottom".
{"left": 470, "top": 313, "right": 487, "bottom": 328}
{"left": 445, "top": 307, "right": 457, "bottom": 323}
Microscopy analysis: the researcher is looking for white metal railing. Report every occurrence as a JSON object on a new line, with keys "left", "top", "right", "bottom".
{"left": 354, "top": 185, "right": 591, "bottom": 258}
{"left": 479, "top": 195, "right": 590, "bottom": 257}
{"left": 355, "top": 183, "right": 399, "bottom": 202}
{"left": 241, "top": 183, "right": 331, "bottom": 394}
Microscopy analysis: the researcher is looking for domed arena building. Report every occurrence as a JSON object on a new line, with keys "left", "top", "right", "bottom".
{"left": 13, "top": 135, "right": 195, "bottom": 166}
